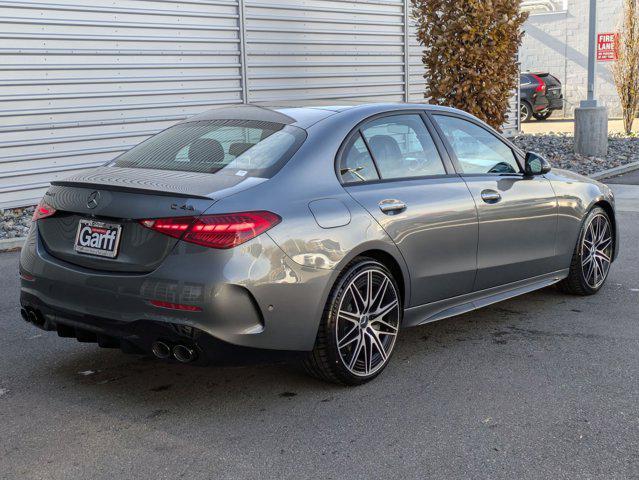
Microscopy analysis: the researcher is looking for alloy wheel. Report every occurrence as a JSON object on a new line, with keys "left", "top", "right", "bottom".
{"left": 335, "top": 269, "right": 400, "bottom": 377}
{"left": 520, "top": 103, "right": 530, "bottom": 122}
{"left": 581, "top": 213, "right": 613, "bottom": 289}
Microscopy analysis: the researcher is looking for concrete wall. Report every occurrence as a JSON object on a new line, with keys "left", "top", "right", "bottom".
{"left": 520, "top": 0, "right": 623, "bottom": 117}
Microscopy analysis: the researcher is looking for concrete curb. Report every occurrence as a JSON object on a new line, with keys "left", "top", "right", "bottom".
{"left": 0, "top": 237, "right": 26, "bottom": 253}
{"left": 590, "top": 160, "right": 639, "bottom": 180}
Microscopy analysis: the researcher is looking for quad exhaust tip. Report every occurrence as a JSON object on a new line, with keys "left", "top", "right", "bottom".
{"left": 151, "top": 340, "right": 172, "bottom": 359}
{"left": 173, "top": 344, "right": 197, "bottom": 363}
{"left": 152, "top": 341, "right": 196, "bottom": 363}
{"left": 24, "top": 307, "right": 45, "bottom": 327}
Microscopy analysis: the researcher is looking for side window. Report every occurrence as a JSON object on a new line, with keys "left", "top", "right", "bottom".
{"left": 339, "top": 133, "right": 380, "bottom": 183}
{"left": 360, "top": 114, "right": 446, "bottom": 180}
{"left": 433, "top": 115, "right": 520, "bottom": 174}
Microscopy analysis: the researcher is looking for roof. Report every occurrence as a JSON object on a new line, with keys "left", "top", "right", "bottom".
{"left": 183, "top": 104, "right": 341, "bottom": 129}
{"left": 182, "top": 103, "right": 477, "bottom": 129}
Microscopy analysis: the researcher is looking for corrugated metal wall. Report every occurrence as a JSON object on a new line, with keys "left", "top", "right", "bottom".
{"left": 0, "top": 0, "right": 519, "bottom": 209}
{"left": 0, "top": 0, "right": 244, "bottom": 208}
{"left": 244, "top": 0, "right": 407, "bottom": 104}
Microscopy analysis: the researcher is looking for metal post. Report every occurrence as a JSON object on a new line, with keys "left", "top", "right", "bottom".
{"left": 403, "top": 0, "right": 410, "bottom": 103}
{"left": 574, "top": 0, "right": 608, "bottom": 156}
{"left": 238, "top": 0, "right": 249, "bottom": 104}
{"left": 516, "top": 60, "right": 521, "bottom": 133}
{"left": 582, "top": 0, "right": 597, "bottom": 107}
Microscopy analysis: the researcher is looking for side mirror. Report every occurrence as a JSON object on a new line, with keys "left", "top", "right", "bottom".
{"left": 524, "top": 151, "right": 551, "bottom": 176}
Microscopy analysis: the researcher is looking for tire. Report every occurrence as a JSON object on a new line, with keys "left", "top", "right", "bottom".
{"left": 520, "top": 101, "right": 532, "bottom": 123}
{"left": 557, "top": 207, "right": 613, "bottom": 296}
{"left": 303, "top": 258, "right": 402, "bottom": 385}
{"left": 533, "top": 111, "right": 552, "bottom": 121}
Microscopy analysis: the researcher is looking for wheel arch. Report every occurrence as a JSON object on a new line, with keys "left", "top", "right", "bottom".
{"left": 520, "top": 99, "right": 532, "bottom": 121}
{"left": 328, "top": 242, "right": 411, "bottom": 309}
{"left": 592, "top": 199, "right": 618, "bottom": 261}
{"left": 557, "top": 198, "right": 616, "bottom": 295}
{"left": 356, "top": 249, "right": 407, "bottom": 307}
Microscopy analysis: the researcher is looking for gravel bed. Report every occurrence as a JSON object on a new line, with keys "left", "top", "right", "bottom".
{"left": 1, "top": 133, "right": 639, "bottom": 241}
{"left": 1, "top": 206, "right": 34, "bottom": 240}
{"left": 512, "top": 132, "right": 639, "bottom": 176}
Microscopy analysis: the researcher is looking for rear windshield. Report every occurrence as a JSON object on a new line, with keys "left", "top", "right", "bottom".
{"left": 546, "top": 75, "right": 561, "bottom": 86}
{"left": 109, "top": 119, "right": 306, "bottom": 178}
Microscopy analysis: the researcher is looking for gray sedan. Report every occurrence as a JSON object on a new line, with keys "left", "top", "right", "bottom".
{"left": 19, "top": 104, "right": 618, "bottom": 385}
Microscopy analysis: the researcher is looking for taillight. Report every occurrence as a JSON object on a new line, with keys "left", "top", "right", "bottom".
{"left": 32, "top": 202, "right": 56, "bottom": 221}
{"left": 531, "top": 73, "right": 546, "bottom": 93}
{"left": 139, "top": 211, "right": 281, "bottom": 249}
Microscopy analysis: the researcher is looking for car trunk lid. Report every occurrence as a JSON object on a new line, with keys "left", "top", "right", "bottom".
{"left": 37, "top": 167, "right": 264, "bottom": 273}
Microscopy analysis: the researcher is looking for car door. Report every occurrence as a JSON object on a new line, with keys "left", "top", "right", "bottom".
{"left": 338, "top": 112, "right": 478, "bottom": 307}
{"left": 431, "top": 113, "right": 558, "bottom": 291}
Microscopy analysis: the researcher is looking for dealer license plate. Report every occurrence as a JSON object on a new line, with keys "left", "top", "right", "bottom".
{"left": 74, "top": 219, "right": 122, "bottom": 258}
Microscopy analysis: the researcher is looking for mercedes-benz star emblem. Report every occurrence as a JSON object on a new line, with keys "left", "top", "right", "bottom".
{"left": 86, "top": 191, "right": 101, "bottom": 209}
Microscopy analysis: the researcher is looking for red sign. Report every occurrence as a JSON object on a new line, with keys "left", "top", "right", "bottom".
{"left": 597, "top": 32, "right": 618, "bottom": 62}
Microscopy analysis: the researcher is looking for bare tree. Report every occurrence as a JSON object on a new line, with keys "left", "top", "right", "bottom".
{"left": 412, "top": 0, "right": 528, "bottom": 131}
{"left": 612, "top": 0, "right": 639, "bottom": 135}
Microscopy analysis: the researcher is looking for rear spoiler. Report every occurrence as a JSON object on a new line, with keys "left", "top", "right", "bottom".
{"left": 50, "top": 180, "right": 212, "bottom": 200}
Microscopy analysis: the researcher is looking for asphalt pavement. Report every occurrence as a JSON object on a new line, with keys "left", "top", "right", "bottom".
{"left": 1, "top": 185, "right": 638, "bottom": 480}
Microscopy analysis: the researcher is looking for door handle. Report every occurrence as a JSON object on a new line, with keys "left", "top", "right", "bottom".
{"left": 378, "top": 199, "right": 407, "bottom": 214}
{"left": 480, "top": 189, "right": 502, "bottom": 204}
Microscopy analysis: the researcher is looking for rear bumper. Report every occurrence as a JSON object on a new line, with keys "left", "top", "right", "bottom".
{"left": 548, "top": 97, "right": 563, "bottom": 110}
{"left": 533, "top": 96, "right": 563, "bottom": 112}
{"left": 19, "top": 226, "right": 334, "bottom": 352}
{"left": 19, "top": 292, "right": 304, "bottom": 364}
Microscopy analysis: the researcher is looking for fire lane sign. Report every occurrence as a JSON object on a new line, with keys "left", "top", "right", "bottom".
{"left": 597, "top": 32, "right": 618, "bottom": 62}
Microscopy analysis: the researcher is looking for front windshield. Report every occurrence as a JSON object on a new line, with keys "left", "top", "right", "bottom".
{"left": 109, "top": 119, "right": 306, "bottom": 178}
